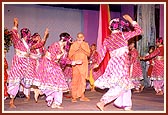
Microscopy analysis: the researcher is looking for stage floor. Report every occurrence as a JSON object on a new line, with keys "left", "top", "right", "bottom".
{"left": 3, "top": 87, "right": 165, "bottom": 113}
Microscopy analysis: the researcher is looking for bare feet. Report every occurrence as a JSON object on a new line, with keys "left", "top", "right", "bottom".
{"left": 140, "top": 85, "right": 144, "bottom": 92}
{"left": 80, "top": 97, "right": 90, "bottom": 102}
{"left": 156, "top": 91, "right": 164, "bottom": 95}
{"left": 9, "top": 103, "right": 16, "bottom": 108}
{"left": 34, "top": 89, "right": 40, "bottom": 103}
{"left": 24, "top": 95, "right": 30, "bottom": 101}
{"left": 133, "top": 90, "right": 140, "bottom": 93}
{"left": 9, "top": 98, "right": 16, "bottom": 108}
{"left": 71, "top": 98, "right": 77, "bottom": 103}
{"left": 96, "top": 101, "right": 104, "bottom": 111}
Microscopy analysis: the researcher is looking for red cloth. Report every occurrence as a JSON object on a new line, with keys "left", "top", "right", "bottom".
{"left": 145, "top": 46, "right": 164, "bottom": 80}
{"left": 97, "top": 4, "right": 111, "bottom": 73}
{"left": 4, "top": 58, "right": 8, "bottom": 97}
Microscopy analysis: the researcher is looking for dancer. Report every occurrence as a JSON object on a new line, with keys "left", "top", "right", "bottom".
{"left": 128, "top": 41, "right": 144, "bottom": 93}
{"left": 58, "top": 32, "right": 73, "bottom": 99}
{"left": 27, "top": 32, "right": 47, "bottom": 102}
{"left": 68, "top": 32, "right": 90, "bottom": 102}
{"left": 145, "top": 46, "right": 155, "bottom": 87}
{"left": 94, "top": 14, "right": 142, "bottom": 111}
{"left": 37, "top": 34, "right": 82, "bottom": 108}
{"left": 17, "top": 31, "right": 48, "bottom": 102}
{"left": 59, "top": 32, "right": 73, "bottom": 90}
{"left": 7, "top": 18, "right": 32, "bottom": 108}
{"left": 140, "top": 37, "right": 164, "bottom": 95}
{"left": 7, "top": 18, "right": 48, "bottom": 108}
{"left": 88, "top": 43, "right": 102, "bottom": 91}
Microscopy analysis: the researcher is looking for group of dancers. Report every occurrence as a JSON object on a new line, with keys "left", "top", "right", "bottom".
{"left": 4, "top": 14, "right": 164, "bottom": 111}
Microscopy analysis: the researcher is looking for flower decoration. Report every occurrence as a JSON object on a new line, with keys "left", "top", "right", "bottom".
{"left": 109, "top": 18, "right": 131, "bottom": 32}
{"left": 4, "top": 28, "right": 12, "bottom": 52}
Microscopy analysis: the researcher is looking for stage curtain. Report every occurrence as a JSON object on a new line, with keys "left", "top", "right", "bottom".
{"left": 137, "top": 4, "right": 156, "bottom": 86}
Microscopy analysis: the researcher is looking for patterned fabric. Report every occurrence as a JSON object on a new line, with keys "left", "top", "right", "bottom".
{"left": 88, "top": 51, "right": 102, "bottom": 81}
{"left": 62, "top": 65, "right": 72, "bottom": 89}
{"left": 147, "top": 59, "right": 154, "bottom": 77}
{"left": 98, "top": 23, "right": 142, "bottom": 64}
{"left": 95, "top": 23, "right": 142, "bottom": 91}
{"left": 37, "top": 42, "right": 69, "bottom": 92}
{"left": 59, "top": 52, "right": 73, "bottom": 89}
{"left": 95, "top": 47, "right": 134, "bottom": 90}
{"left": 7, "top": 28, "right": 30, "bottom": 97}
{"left": 145, "top": 45, "right": 164, "bottom": 80}
{"left": 10, "top": 29, "right": 30, "bottom": 52}
{"left": 129, "top": 48, "right": 143, "bottom": 80}
{"left": 27, "top": 46, "right": 46, "bottom": 86}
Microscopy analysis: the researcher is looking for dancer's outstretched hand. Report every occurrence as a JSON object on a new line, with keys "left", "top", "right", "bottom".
{"left": 123, "top": 14, "right": 133, "bottom": 24}
{"left": 13, "top": 18, "right": 18, "bottom": 27}
{"left": 45, "top": 28, "right": 49, "bottom": 36}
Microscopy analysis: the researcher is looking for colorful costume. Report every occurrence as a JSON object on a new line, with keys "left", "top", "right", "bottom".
{"left": 129, "top": 48, "right": 143, "bottom": 90}
{"left": 29, "top": 46, "right": 46, "bottom": 86}
{"left": 144, "top": 45, "right": 164, "bottom": 94}
{"left": 37, "top": 42, "right": 69, "bottom": 107}
{"left": 95, "top": 21, "right": 142, "bottom": 109}
{"left": 59, "top": 52, "right": 73, "bottom": 89}
{"left": 88, "top": 50, "right": 102, "bottom": 90}
{"left": 7, "top": 28, "right": 31, "bottom": 98}
{"left": 8, "top": 27, "right": 45, "bottom": 98}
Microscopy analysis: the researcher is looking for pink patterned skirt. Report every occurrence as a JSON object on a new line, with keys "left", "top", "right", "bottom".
{"left": 151, "top": 59, "right": 164, "bottom": 80}
{"left": 130, "top": 60, "right": 143, "bottom": 81}
{"left": 7, "top": 55, "right": 29, "bottom": 96}
{"left": 37, "top": 57, "right": 69, "bottom": 92}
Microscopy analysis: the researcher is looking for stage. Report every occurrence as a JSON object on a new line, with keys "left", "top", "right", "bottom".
{"left": 3, "top": 87, "right": 165, "bottom": 113}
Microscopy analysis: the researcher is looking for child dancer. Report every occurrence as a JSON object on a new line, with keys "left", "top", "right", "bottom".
{"left": 128, "top": 41, "right": 144, "bottom": 93}
{"left": 140, "top": 37, "right": 164, "bottom": 95}
{"left": 88, "top": 43, "right": 102, "bottom": 91}
{"left": 145, "top": 46, "right": 155, "bottom": 87}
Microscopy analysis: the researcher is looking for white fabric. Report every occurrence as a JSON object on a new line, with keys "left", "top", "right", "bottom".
{"left": 100, "top": 86, "right": 132, "bottom": 108}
